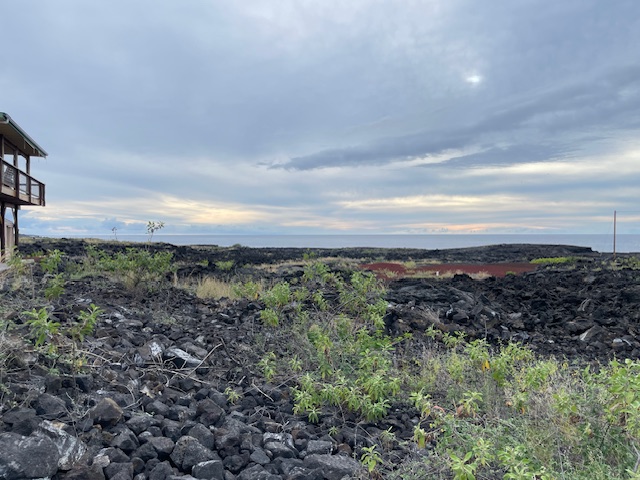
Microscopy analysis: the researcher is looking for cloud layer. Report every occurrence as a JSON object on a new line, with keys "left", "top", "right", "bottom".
{"left": 3, "top": 0, "right": 640, "bottom": 235}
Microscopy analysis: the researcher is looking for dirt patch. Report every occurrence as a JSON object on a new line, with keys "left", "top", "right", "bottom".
{"left": 361, "top": 261, "right": 537, "bottom": 279}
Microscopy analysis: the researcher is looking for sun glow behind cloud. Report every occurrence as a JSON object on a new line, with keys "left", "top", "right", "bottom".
{"left": 465, "top": 73, "right": 483, "bottom": 85}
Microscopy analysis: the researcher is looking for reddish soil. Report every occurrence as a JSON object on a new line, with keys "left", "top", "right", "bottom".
{"left": 361, "top": 261, "right": 537, "bottom": 279}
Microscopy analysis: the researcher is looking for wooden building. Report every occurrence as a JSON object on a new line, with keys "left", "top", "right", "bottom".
{"left": 0, "top": 112, "right": 47, "bottom": 255}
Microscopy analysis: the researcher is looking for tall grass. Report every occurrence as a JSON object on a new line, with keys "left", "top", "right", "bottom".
{"left": 195, "top": 277, "right": 239, "bottom": 300}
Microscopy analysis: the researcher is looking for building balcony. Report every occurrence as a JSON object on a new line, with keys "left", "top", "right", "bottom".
{"left": 1, "top": 157, "right": 45, "bottom": 206}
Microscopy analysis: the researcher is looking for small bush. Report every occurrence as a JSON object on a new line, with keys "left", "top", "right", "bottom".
{"left": 86, "top": 247, "right": 174, "bottom": 291}
{"left": 40, "top": 249, "right": 64, "bottom": 274}
{"left": 530, "top": 256, "right": 577, "bottom": 265}
{"left": 233, "top": 280, "right": 263, "bottom": 300}
{"left": 44, "top": 273, "right": 65, "bottom": 300}
{"left": 215, "top": 260, "right": 234, "bottom": 271}
{"left": 262, "top": 282, "right": 292, "bottom": 309}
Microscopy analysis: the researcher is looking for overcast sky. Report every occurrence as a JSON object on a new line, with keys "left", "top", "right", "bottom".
{"left": 4, "top": 0, "right": 640, "bottom": 236}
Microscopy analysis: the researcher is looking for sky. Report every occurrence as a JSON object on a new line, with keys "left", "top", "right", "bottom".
{"left": 3, "top": 0, "right": 640, "bottom": 236}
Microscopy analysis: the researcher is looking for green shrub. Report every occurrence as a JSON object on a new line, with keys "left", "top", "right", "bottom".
{"left": 215, "top": 260, "right": 234, "bottom": 271}
{"left": 261, "top": 282, "right": 291, "bottom": 309}
{"left": 24, "top": 308, "right": 59, "bottom": 351}
{"left": 530, "top": 256, "right": 577, "bottom": 265}
{"left": 44, "top": 273, "right": 65, "bottom": 300}
{"left": 233, "top": 280, "right": 262, "bottom": 300}
{"left": 86, "top": 247, "right": 174, "bottom": 291}
{"left": 40, "top": 249, "right": 64, "bottom": 274}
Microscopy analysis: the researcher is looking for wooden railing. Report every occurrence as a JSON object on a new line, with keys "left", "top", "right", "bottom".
{"left": 0, "top": 158, "right": 45, "bottom": 206}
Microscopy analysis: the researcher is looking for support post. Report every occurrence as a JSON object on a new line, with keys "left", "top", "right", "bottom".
{"left": 0, "top": 202, "right": 5, "bottom": 255}
{"left": 12, "top": 205, "right": 18, "bottom": 248}
{"left": 613, "top": 210, "right": 617, "bottom": 259}
{"left": 0, "top": 135, "right": 4, "bottom": 188}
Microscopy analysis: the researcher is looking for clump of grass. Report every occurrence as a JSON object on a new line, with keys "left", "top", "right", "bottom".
{"left": 195, "top": 277, "right": 238, "bottom": 300}
{"left": 215, "top": 260, "right": 234, "bottom": 271}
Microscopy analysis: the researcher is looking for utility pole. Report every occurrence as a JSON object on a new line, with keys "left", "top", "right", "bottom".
{"left": 613, "top": 210, "right": 617, "bottom": 259}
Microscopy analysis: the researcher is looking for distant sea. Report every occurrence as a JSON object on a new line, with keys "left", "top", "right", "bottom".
{"left": 48, "top": 234, "right": 640, "bottom": 254}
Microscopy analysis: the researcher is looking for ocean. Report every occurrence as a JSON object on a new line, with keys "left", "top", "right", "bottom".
{"left": 49, "top": 234, "right": 640, "bottom": 253}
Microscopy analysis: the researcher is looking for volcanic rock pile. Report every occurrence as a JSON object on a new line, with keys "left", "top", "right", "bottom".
{"left": 0, "top": 239, "right": 636, "bottom": 479}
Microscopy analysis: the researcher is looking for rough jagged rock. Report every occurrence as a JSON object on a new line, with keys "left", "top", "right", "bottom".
{"left": 90, "top": 398, "right": 124, "bottom": 426}
{"left": 37, "top": 420, "right": 88, "bottom": 470}
{"left": 2, "top": 238, "right": 638, "bottom": 478}
{"left": 303, "top": 454, "right": 362, "bottom": 480}
{"left": 0, "top": 431, "right": 60, "bottom": 479}
{"left": 162, "top": 346, "right": 202, "bottom": 369}
{"left": 170, "top": 435, "right": 218, "bottom": 472}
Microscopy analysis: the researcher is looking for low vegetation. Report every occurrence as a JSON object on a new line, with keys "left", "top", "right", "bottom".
{"left": 79, "top": 245, "right": 175, "bottom": 291}
{"left": 530, "top": 256, "right": 578, "bottom": 265}
{"left": 1, "top": 244, "right": 639, "bottom": 479}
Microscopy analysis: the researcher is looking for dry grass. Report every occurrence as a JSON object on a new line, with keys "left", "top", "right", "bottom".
{"left": 195, "top": 277, "right": 238, "bottom": 300}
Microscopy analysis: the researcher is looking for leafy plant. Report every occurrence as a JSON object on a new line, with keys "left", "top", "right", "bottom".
{"left": 260, "top": 308, "right": 280, "bottom": 327}
{"left": 24, "top": 308, "right": 60, "bottom": 352}
{"left": 360, "top": 444, "right": 383, "bottom": 474}
{"left": 44, "top": 273, "right": 65, "bottom": 300}
{"left": 224, "top": 387, "right": 241, "bottom": 404}
{"left": 40, "top": 249, "right": 64, "bottom": 274}
{"left": 449, "top": 451, "right": 477, "bottom": 480}
{"left": 380, "top": 427, "right": 396, "bottom": 450}
{"left": 258, "top": 352, "right": 276, "bottom": 382}
{"left": 146, "top": 220, "right": 165, "bottom": 241}
{"left": 69, "top": 304, "right": 102, "bottom": 344}
{"left": 312, "top": 291, "right": 328, "bottom": 311}
{"left": 90, "top": 247, "right": 174, "bottom": 291}
{"left": 302, "top": 261, "right": 331, "bottom": 284}
{"left": 458, "top": 391, "right": 482, "bottom": 417}
{"left": 410, "top": 389, "right": 433, "bottom": 419}
{"left": 233, "top": 280, "right": 262, "bottom": 300}
{"left": 413, "top": 425, "right": 428, "bottom": 449}
{"left": 261, "top": 282, "right": 291, "bottom": 309}
{"left": 498, "top": 445, "right": 550, "bottom": 480}
{"left": 471, "top": 437, "right": 494, "bottom": 467}
{"left": 601, "top": 358, "right": 640, "bottom": 439}
{"left": 442, "top": 331, "right": 466, "bottom": 349}
{"left": 288, "top": 355, "right": 302, "bottom": 372}
{"left": 306, "top": 405, "right": 321, "bottom": 423}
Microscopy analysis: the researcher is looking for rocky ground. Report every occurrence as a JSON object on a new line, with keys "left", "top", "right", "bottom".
{"left": 0, "top": 238, "right": 638, "bottom": 479}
